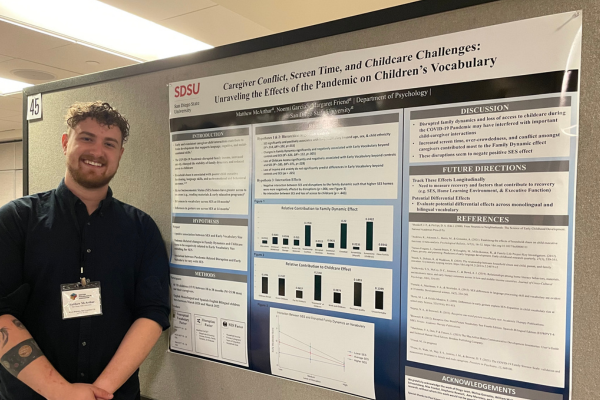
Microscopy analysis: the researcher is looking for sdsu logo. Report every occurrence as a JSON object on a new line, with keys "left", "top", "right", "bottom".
{"left": 174, "top": 82, "right": 200, "bottom": 98}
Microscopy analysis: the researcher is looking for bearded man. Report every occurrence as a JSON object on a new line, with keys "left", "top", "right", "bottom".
{"left": 0, "top": 102, "right": 170, "bottom": 400}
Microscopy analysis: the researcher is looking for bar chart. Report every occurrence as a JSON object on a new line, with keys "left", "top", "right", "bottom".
{"left": 255, "top": 257, "right": 392, "bottom": 319}
{"left": 254, "top": 204, "right": 394, "bottom": 261}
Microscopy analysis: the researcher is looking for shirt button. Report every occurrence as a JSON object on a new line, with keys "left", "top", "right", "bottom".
{"left": 81, "top": 373, "right": 85, "bottom": 377}
{"left": 87, "top": 222, "right": 91, "bottom": 226}
{"left": 82, "top": 342, "right": 86, "bottom": 346}
{"left": 86, "top": 249, "right": 91, "bottom": 253}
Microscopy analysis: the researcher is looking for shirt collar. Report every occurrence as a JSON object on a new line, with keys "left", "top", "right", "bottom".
{"left": 56, "top": 179, "right": 114, "bottom": 213}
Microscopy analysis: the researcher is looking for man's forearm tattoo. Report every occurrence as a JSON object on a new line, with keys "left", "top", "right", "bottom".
{"left": 1, "top": 339, "right": 43, "bottom": 377}
{"left": 0, "top": 327, "right": 8, "bottom": 348}
{"left": 12, "top": 319, "right": 25, "bottom": 330}
{"left": 1, "top": 319, "right": 26, "bottom": 348}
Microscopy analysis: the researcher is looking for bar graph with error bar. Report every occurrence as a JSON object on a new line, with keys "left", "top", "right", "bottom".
{"left": 255, "top": 204, "right": 394, "bottom": 261}
{"left": 255, "top": 258, "right": 393, "bottom": 319}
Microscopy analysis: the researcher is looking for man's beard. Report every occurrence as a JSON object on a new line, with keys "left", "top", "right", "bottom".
{"left": 67, "top": 158, "right": 117, "bottom": 189}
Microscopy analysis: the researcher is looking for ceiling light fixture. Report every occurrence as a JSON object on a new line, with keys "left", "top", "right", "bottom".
{"left": 0, "top": 16, "right": 144, "bottom": 62}
{"left": 0, "top": 0, "right": 213, "bottom": 62}
{"left": 0, "top": 15, "right": 75, "bottom": 42}
{"left": 77, "top": 42, "right": 144, "bottom": 63}
{"left": 0, "top": 76, "right": 33, "bottom": 95}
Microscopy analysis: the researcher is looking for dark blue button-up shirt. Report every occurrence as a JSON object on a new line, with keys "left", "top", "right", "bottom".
{"left": 0, "top": 180, "right": 170, "bottom": 400}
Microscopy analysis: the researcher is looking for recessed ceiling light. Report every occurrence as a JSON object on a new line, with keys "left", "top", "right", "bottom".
{"left": 0, "top": 76, "right": 33, "bottom": 95}
{"left": 0, "top": 0, "right": 213, "bottom": 61}
{"left": 85, "top": 61, "right": 100, "bottom": 65}
{"left": 11, "top": 69, "right": 56, "bottom": 80}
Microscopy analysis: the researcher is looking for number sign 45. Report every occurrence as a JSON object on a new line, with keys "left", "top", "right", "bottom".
{"left": 27, "top": 94, "right": 42, "bottom": 121}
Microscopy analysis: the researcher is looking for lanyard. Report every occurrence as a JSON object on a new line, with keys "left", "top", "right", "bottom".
{"left": 67, "top": 200, "right": 92, "bottom": 280}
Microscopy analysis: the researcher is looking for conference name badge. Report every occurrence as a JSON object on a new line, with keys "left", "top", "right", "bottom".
{"left": 60, "top": 281, "right": 103, "bottom": 319}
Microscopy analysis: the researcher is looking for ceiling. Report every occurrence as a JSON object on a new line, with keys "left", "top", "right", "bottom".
{"left": 0, "top": 0, "right": 416, "bottom": 142}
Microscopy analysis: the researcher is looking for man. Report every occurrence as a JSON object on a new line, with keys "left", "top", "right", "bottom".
{"left": 0, "top": 102, "right": 170, "bottom": 400}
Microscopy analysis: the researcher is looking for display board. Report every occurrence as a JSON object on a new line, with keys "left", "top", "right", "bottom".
{"left": 167, "top": 12, "right": 581, "bottom": 400}
{"left": 24, "top": 1, "right": 599, "bottom": 400}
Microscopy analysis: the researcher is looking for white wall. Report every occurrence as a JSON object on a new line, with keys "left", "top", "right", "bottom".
{"left": 0, "top": 141, "right": 23, "bottom": 206}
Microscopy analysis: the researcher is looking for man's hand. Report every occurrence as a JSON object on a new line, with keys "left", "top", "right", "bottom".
{"left": 54, "top": 383, "right": 113, "bottom": 400}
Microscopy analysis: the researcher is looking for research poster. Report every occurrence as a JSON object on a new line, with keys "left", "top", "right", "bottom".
{"left": 168, "top": 11, "right": 580, "bottom": 400}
